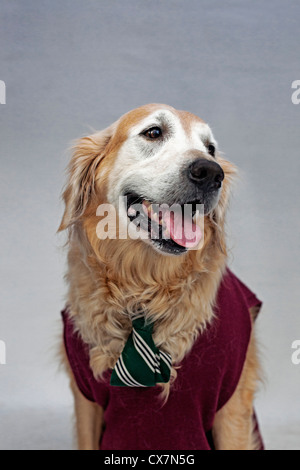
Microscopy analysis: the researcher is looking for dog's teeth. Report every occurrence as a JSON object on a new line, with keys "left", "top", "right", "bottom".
{"left": 142, "top": 201, "right": 153, "bottom": 218}
{"left": 193, "top": 209, "right": 200, "bottom": 224}
{"left": 128, "top": 206, "right": 136, "bottom": 216}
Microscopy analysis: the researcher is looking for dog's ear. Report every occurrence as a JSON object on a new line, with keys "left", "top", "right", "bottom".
{"left": 58, "top": 123, "right": 116, "bottom": 231}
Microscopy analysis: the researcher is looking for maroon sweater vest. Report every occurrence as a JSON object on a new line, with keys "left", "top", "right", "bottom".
{"left": 62, "top": 268, "right": 263, "bottom": 450}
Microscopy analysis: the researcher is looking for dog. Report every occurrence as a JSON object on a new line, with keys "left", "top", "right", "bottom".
{"left": 59, "top": 103, "right": 263, "bottom": 450}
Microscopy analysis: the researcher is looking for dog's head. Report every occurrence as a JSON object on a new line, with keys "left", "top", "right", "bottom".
{"left": 59, "top": 104, "right": 236, "bottom": 257}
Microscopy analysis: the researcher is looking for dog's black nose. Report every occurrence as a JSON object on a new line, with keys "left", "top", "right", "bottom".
{"left": 188, "top": 158, "right": 224, "bottom": 190}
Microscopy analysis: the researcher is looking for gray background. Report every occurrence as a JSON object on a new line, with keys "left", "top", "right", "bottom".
{"left": 0, "top": 0, "right": 299, "bottom": 450}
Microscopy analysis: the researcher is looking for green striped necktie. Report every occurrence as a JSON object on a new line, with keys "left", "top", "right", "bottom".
{"left": 110, "top": 314, "right": 172, "bottom": 387}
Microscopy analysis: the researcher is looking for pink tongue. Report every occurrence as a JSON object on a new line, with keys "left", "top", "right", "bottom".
{"left": 161, "top": 207, "right": 202, "bottom": 248}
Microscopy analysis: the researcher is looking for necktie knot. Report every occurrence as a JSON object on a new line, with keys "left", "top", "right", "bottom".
{"left": 132, "top": 314, "right": 153, "bottom": 333}
{"left": 110, "top": 314, "right": 172, "bottom": 387}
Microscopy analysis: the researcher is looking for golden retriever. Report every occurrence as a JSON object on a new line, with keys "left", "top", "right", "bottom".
{"left": 59, "top": 103, "right": 262, "bottom": 450}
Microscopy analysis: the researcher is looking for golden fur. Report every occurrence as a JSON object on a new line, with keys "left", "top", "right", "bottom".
{"left": 59, "top": 104, "right": 261, "bottom": 449}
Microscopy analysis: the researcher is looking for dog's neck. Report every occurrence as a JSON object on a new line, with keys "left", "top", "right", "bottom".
{"left": 65, "top": 218, "right": 227, "bottom": 391}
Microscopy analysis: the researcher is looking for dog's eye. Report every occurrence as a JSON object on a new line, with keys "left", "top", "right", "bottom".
{"left": 207, "top": 144, "right": 216, "bottom": 157}
{"left": 143, "top": 127, "right": 162, "bottom": 139}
